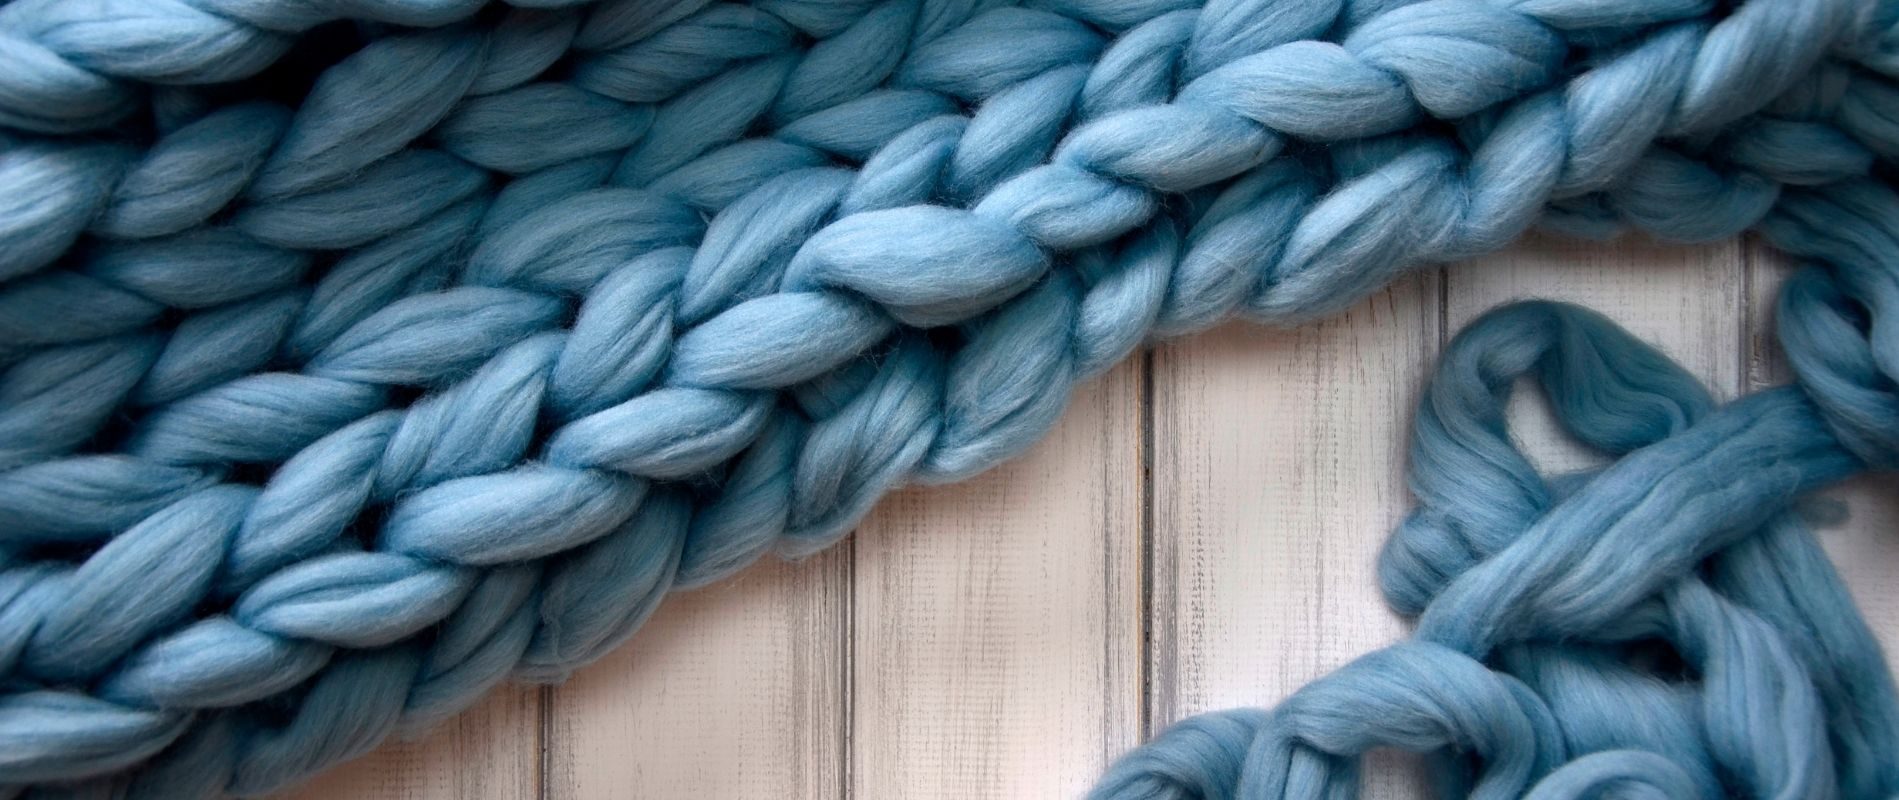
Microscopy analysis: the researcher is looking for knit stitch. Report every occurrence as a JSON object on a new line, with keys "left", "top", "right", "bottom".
{"left": 0, "top": 0, "right": 1896, "bottom": 796}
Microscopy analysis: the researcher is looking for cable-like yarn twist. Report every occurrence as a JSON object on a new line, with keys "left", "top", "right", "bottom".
{"left": 1, "top": 0, "right": 1897, "bottom": 796}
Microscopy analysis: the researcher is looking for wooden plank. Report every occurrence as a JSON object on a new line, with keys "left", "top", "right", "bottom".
{"left": 1148, "top": 273, "right": 1439, "bottom": 797}
{"left": 284, "top": 685, "right": 540, "bottom": 800}
{"left": 849, "top": 360, "right": 1144, "bottom": 798}
{"left": 544, "top": 554, "right": 847, "bottom": 799}
{"left": 1745, "top": 241, "right": 1899, "bottom": 654}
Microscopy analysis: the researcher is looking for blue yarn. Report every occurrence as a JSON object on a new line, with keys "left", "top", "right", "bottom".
{"left": 0, "top": 0, "right": 1895, "bottom": 796}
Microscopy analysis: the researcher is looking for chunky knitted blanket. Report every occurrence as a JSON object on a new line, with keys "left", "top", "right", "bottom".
{"left": 2, "top": 0, "right": 1898, "bottom": 796}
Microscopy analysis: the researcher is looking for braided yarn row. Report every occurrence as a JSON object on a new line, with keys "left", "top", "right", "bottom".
{"left": 0, "top": 0, "right": 1897, "bottom": 796}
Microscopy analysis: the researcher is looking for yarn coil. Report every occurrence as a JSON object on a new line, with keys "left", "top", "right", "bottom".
{"left": 0, "top": 0, "right": 1897, "bottom": 796}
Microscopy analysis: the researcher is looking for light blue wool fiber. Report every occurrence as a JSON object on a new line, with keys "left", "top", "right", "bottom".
{"left": 1, "top": 0, "right": 1899, "bottom": 796}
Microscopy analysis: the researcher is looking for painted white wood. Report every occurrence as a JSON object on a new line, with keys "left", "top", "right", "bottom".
{"left": 283, "top": 685, "right": 539, "bottom": 800}
{"left": 1148, "top": 273, "right": 1440, "bottom": 798}
{"left": 545, "top": 554, "right": 847, "bottom": 799}
{"left": 849, "top": 361, "right": 1145, "bottom": 799}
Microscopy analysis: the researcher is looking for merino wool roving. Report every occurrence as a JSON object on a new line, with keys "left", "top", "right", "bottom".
{"left": 1, "top": 0, "right": 1898, "bottom": 796}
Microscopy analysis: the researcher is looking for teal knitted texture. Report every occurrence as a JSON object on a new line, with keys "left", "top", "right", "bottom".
{"left": 1, "top": 0, "right": 1897, "bottom": 796}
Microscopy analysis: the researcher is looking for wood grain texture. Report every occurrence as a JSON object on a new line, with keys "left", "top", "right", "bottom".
{"left": 850, "top": 360, "right": 1145, "bottom": 799}
{"left": 1148, "top": 273, "right": 1439, "bottom": 798}
{"left": 545, "top": 553, "right": 847, "bottom": 799}
{"left": 282, "top": 685, "right": 539, "bottom": 800}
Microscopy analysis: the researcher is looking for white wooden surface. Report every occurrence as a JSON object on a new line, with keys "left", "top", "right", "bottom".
{"left": 290, "top": 235, "right": 1899, "bottom": 800}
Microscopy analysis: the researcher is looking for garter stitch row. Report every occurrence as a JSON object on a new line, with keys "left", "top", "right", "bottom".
{"left": 1, "top": 0, "right": 1898, "bottom": 796}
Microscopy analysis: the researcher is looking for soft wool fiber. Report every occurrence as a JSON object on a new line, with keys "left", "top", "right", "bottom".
{"left": 0, "top": 0, "right": 1897, "bottom": 796}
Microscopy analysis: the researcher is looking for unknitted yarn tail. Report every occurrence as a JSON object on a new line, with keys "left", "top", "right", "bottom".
{"left": 1092, "top": 205, "right": 1899, "bottom": 795}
